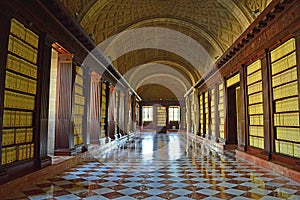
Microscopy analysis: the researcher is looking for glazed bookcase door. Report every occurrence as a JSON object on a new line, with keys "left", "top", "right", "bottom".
{"left": 270, "top": 38, "right": 300, "bottom": 158}
{"left": 210, "top": 88, "right": 216, "bottom": 139}
{"left": 156, "top": 106, "right": 166, "bottom": 127}
{"left": 204, "top": 91, "right": 209, "bottom": 136}
{"left": 73, "top": 66, "right": 85, "bottom": 146}
{"left": 101, "top": 82, "right": 107, "bottom": 138}
{"left": 246, "top": 60, "right": 264, "bottom": 149}
{"left": 218, "top": 83, "right": 225, "bottom": 140}
{"left": 199, "top": 93, "right": 204, "bottom": 135}
{"left": 2, "top": 18, "right": 39, "bottom": 166}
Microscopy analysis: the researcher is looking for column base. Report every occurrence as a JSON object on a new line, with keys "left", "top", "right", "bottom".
{"left": 54, "top": 148, "right": 76, "bottom": 156}
{"left": 38, "top": 156, "right": 52, "bottom": 168}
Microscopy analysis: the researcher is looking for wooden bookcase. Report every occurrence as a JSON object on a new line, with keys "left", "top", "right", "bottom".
{"left": 246, "top": 60, "right": 264, "bottom": 149}
{"left": 204, "top": 91, "right": 209, "bottom": 136}
{"left": 210, "top": 88, "right": 216, "bottom": 139}
{"left": 115, "top": 90, "right": 119, "bottom": 135}
{"left": 270, "top": 38, "right": 300, "bottom": 158}
{"left": 101, "top": 82, "right": 107, "bottom": 138}
{"left": 218, "top": 83, "right": 225, "bottom": 140}
{"left": 199, "top": 92, "right": 204, "bottom": 135}
{"left": 1, "top": 18, "right": 39, "bottom": 166}
{"left": 156, "top": 106, "right": 166, "bottom": 127}
{"left": 73, "top": 66, "right": 84, "bottom": 146}
{"left": 181, "top": 106, "right": 186, "bottom": 130}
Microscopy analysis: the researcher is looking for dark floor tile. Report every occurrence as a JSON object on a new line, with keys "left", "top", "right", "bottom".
{"left": 36, "top": 183, "right": 54, "bottom": 188}
{"left": 109, "top": 184, "right": 127, "bottom": 190}
{"left": 23, "top": 189, "right": 45, "bottom": 196}
{"left": 60, "top": 183, "right": 78, "bottom": 189}
{"left": 185, "top": 192, "right": 208, "bottom": 199}
{"left": 268, "top": 191, "right": 292, "bottom": 198}
{"left": 101, "top": 191, "right": 123, "bottom": 198}
{"left": 47, "top": 177, "right": 65, "bottom": 182}
{"left": 242, "top": 192, "right": 264, "bottom": 199}
{"left": 213, "top": 192, "right": 237, "bottom": 199}
{"left": 157, "top": 192, "right": 180, "bottom": 199}
{"left": 133, "top": 185, "right": 154, "bottom": 191}
{"left": 158, "top": 179, "right": 176, "bottom": 184}
{"left": 76, "top": 191, "right": 98, "bottom": 198}
{"left": 52, "top": 190, "right": 71, "bottom": 197}
{"left": 233, "top": 185, "right": 252, "bottom": 191}
{"left": 84, "top": 184, "right": 104, "bottom": 190}
{"left": 130, "top": 192, "right": 152, "bottom": 199}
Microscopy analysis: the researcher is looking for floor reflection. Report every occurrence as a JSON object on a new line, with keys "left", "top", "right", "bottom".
{"left": 5, "top": 132, "right": 300, "bottom": 200}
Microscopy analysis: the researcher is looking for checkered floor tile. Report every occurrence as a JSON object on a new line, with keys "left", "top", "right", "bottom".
{"left": 4, "top": 133, "right": 300, "bottom": 199}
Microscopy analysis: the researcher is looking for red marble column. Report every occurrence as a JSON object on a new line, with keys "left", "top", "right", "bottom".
{"left": 89, "top": 72, "right": 101, "bottom": 144}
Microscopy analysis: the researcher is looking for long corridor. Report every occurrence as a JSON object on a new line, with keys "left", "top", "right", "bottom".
{"left": 5, "top": 133, "right": 300, "bottom": 200}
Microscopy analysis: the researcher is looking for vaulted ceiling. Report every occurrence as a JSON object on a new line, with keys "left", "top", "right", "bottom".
{"left": 61, "top": 0, "right": 272, "bottom": 100}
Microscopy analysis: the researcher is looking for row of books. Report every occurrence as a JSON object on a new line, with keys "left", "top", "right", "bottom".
{"left": 74, "top": 135, "right": 83, "bottom": 146}
{"left": 276, "top": 127, "right": 300, "bottom": 142}
{"left": 247, "top": 82, "right": 262, "bottom": 95}
{"left": 75, "top": 76, "right": 83, "bottom": 86}
{"left": 2, "top": 128, "right": 33, "bottom": 146}
{"left": 247, "top": 60, "right": 261, "bottom": 75}
{"left": 101, "top": 109, "right": 106, "bottom": 117}
{"left": 74, "top": 105, "right": 84, "bottom": 116}
{"left": 275, "top": 140, "right": 300, "bottom": 158}
{"left": 74, "top": 116, "right": 83, "bottom": 125}
{"left": 274, "top": 112, "right": 299, "bottom": 127}
{"left": 8, "top": 35, "right": 38, "bottom": 64}
{"left": 76, "top": 66, "right": 83, "bottom": 76}
{"left": 102, "top": 97, "right": 107, "bottom": 104}
{"left": 249, "top": 114, "right": 264, "bottom": 125}
{"left": 6, "top": 54, "right": 38, "bottom": 79}
{"left": 272, "top": 67, "right": 297, "bottom": 87}
{"left": 249, "top": 126, "right": 264, "bottom": 137}
{"left": 10, "top": 18, "right": 39, "bottom": 48}
{"left": 275, "top": 97, "right": 299, "bottom": 112}
{"left": 272, "top": 52, "right": 296, "bottom": 75}
{"left": 75, "top": 85, "right": 83, "bottom": 95}
{"left": 5, "top": 71, "right": 37, "bottom": 94}
{"left": 74, "top": 95, "right": 85, "bottom": 106}
{"left": 249, "top": 136, "right": 264, "bottom": 149}
{"left": 248, "top": 104, "right": 263, "bottom": 115}
{"left": 247, "top": 70, "right": 262, "bottom": 86}
{"left": 271, "top": 38, "right": 295, "bottom": 62}
{"left": 1, "top": 143, "right": 34, "bottom": 165}
{"left": 101, "top": 124, "right": 105, "bottom": 132}
{"left": 74, "top": 125, "right": 82, "bottom": 135}
{"left": 4, "top": 91, "right": 35, "bottom": 110}
{"left": 227, "top": 73, "right": 240, "bottom": 87}
{"left": 102, "top": 83, "right": 107, "bottom": 95}
{"left": 3, "top": 110, "right": 33, "bottom": 127}
{"left": 273, "top": 81, "right": 298, "bottom": 100}
{"left": 248, "top": 92, "right": 263, "bottom": 105}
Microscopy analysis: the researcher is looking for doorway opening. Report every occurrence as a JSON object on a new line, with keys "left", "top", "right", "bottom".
{"left": 226, "top": 85, "right": 241, "bottom": 148}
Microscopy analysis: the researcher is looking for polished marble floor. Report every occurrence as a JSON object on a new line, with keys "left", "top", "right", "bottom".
{"left": 4, "top": 132, "right": 300, "bottom": 200}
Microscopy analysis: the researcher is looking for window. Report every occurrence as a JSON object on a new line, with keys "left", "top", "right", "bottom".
{"left": 169, "top": 106, "right": 180, "bottom": 121}
{"left": 142, "top": 106, "right": 153, "bottom": 121}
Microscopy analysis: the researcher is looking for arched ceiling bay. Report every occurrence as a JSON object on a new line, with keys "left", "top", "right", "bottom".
{"left": 113, "top": 49, "right": 201, "bottom": 85}
{"left": 61, "top": 0, "right": 273, "bottom": 100}
{"left": 137, "top": 84, "right": 178, "bottom": 100}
